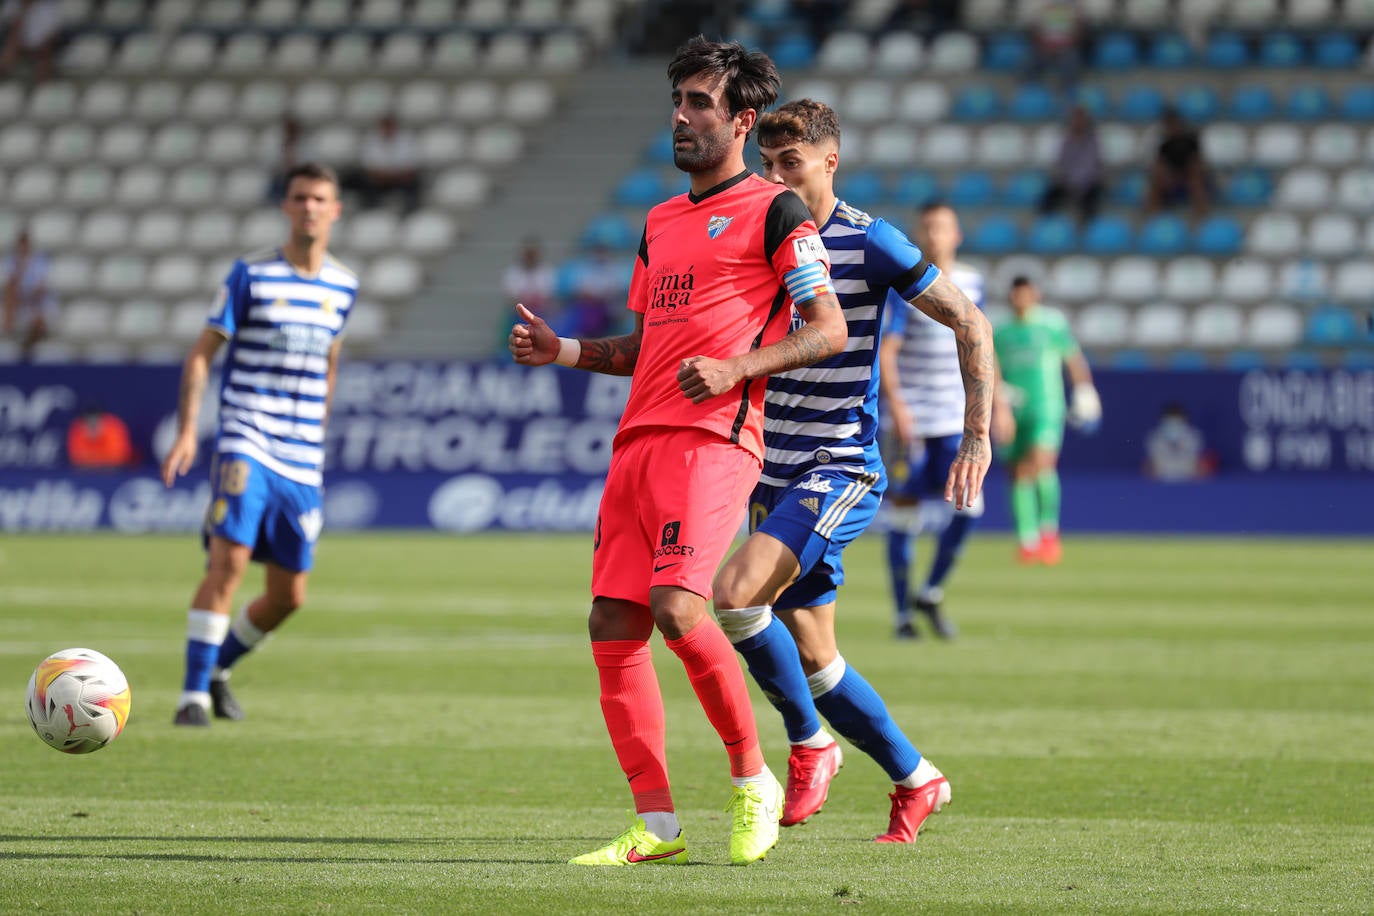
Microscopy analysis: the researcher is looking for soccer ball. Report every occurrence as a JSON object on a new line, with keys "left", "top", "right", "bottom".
{"left": 25, "top": 648, "right": 132, "bottom": 754}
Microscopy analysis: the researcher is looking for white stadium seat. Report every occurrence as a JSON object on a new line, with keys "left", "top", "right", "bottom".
{"left": 221, "top": 33, "right": 269, "bottom": 75}
{"left": 817, "top": 31, "right": 870, "bottom": 73}
{"left": 115, "top": 165, "right": 164, "bottom": 207}
{"left": 1332, "top": 260, "right": 1374, "bottom": 302}
{"left": 1226, "top": 0, "right": 1279, "bottom": 26}
{"left": 9, "top": 163, "right": 60, "bottom": 208}
{"left": 57, "top": 299, "right": 116, "bottom": 342}
{"left": 470, "top": 123, "right": 523, "bottom": 164}
{"left": 896, "top": 82, "right": 948, "bottom": 124}
{"left": 1218, "top": 259, "right": 1273, "bottom": 303}
{"left": 1247, "top": 212, "right": 1303, "bottom": 255}
{"left": 1336, "top": 168, "right": 1374, "bottom": 214}
{"left": 920, "top": 125, "right": 973, "bottom": 167}
{"left": 221, "top": 167, "right": 268, "bottom": 210}
{"left": 368, "top": 254, "right": 423, "bottom": 300}
{"left": 46, "top": 123, "right": 94, "bottom": 164}
{"left": 133, "top": 211, "right": 186, "bottom": 252}
{"left": 79, "top": 211, "right": 132, "bottom": 253}
{"left": 294, "top": 80, "right": 342, "bottom": 122}
{"left": 325, "top": 33, "right": 375, "bottom": 75}
{"left": 1247, "top": 302, "right": 1302, "bottom": 347}
{"left": 344, "top": 210, "right": 401, "bottom": 254}
{"left": 397, "top": 81, "right": 448, "bottom": 124}
{"left": 964, "top": 0, "right": 1008, "bottom": 28}
{"left": 1075, "top": 302, "right": 1132, "bottom": 348}
{"left": 506, "top": 81, "right": 555, "bottom": 123}
{"left": 451, "top": 81, "right": 500, "bottom": 122}
{"left": 63, "top": 164, "right": 114, "bottom": 207}
{"left": 376, "top": 32, "right": 430, "bottom": 74}
{"left": 866, "top": 124, "right": 918, "bottom": 167}
{"left": 239, "top": 80, "right": 289, "bottom": 123}
{"left": 29, "top": 209, "right": 78, "bottom": 250}
{"left": 1251, "top": 124, "right": 1305, "bottom": 168}
{"left": 1201, "top": 123, "right": 1249, "bottom": 168}
{"left": 977, "top": 125, "right": 1028, "bottom": 168}
{"left": 79, "top": 82, "right": 128, "bottom": 123}
{"left": 1274, "top": 167, "right": 1333, "bottom": 211}
{"left": 1047, "top": 256, "right": 1104, "bottom": 302}
{"left": 1308, "top": 213, "right": 1358, "bottom": 258}
{"left": 485, "top": 32, "right": 534, "bottom": 73}
{"left": 516, "top": 0, "right": 562, "bottom": 27}
{"left": 430, "top": 31, "right": 479, "bottom": 74}
{"left": 1100, "top": 123, "right": 1146, "bottom": 167}
{"left": 183, "top": 81, "right": 236, "bottom": 125}
{"left": 1189, "top": 302, "right": 1245, "bottom": 349}
{"left": 1132, "top": 301, "right": 1187, "bottom": 348}
{"left": 418, "top": 124, "right": 467, "bottom": 165}
{"left": 112, "top": 33, "right": 164, "bottom": 75}
{"left": 1105, "top": 257, "right": 1162, "bottom": 302}
{"left": 49, "top": 253, "right": 94, "bottom": 295}
{"left": 927, "top": 31, "right": 979, "bottom": 72}
{"left": 239, "top": 209, "right": 284, "bottom": 249}
{"left": 0, "top": 124, "right": 42, "bottom": 165}
{"left": 343, "top": 301, "right": 386, "bottom": 343}
{"left": 150, "top": 124, "right": 202, "bottom": 165}
{"left": 537, "top": 31, "right": 587, "bottom": 72}
{"left": 1161, "top": 257, "right": 1218, "bottom": 302}
{"left": 272, "top": 33, "right": 324, "bottom": 76}
{"left": 150, "top": 255, "right": 204, "bottom": 298}
{"left": 203, "top": 124, "right": 257, "bottom": 166}
{"left": 874, "top": 32, "right": 924, "bottom": 73}
{"left": 95, "top": 254, "right": 148, "bottom": 296}
{"left": 1279, "top": 259, "right": 1329, "bottom": 302}
{"left": 28, "top": 81, "right": 77, "bottom": 123}
{"left": 401, "top": 210, "right": 457, "bottom": 254}
{"left": 304, "top": 0, "right": 351, "bottom": 28}
{"left": 115, "top": 300, "right": 169, "bottom": 341}
{"left": 186, "top": 213, "right": 240, "bottom": 253}
{"left": 1308, "top": 124, "right": 1360, "bottom": 167}
{"left": 166, "top": 33, "right": 217, "bottom": 73}
{"left": 169, "top": 165, "right": 220, "bottom": 208}
{"left": 431, "top": 167, "right": 489, "bottom": 209}
{"left": 60, "top": 33, "right": 113, "bottom": 74}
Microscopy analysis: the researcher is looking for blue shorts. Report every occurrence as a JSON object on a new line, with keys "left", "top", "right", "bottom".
{"left": 890, "top": 433, "right": 963, "bottom": 501}
{"left": 750, "top": 466, "right": 884, "bottom": 610}
{"left": 203, "top": 453, "right": 323, "bottom": 572}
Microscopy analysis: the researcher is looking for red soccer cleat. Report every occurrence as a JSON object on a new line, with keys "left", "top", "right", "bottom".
{"left": 875, "top": 776, "right": 951, "bottom": 843}
{"left": 1039, "top": 531, "right": 1062, "bottom": 566}
{"left": 781, "top": 742, "right": 843, "bottom": 827}
{"left": 1017, "top": 544, "right": 1041, "bottom": 565}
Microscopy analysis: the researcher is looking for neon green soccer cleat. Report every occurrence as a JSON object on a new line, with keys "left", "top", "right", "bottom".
{"left": 726, "top": 774, "right": 784, "bottom": 865}
{"left": 568, "top": 817, "right": 688, "bottom": 866}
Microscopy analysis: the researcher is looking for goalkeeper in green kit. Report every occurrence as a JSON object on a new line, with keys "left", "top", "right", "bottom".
{"left": 993, "top": 277, "right": 1101, "bottom": 565}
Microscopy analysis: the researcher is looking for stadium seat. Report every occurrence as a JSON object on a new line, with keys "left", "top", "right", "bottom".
{"left": 1147, "top": 32, "right": 1193, "bottom": 68}
{"left": 1308, "top": 123, "right": 1359, "bottom": 167}
{"left": 1071, "top": 84, "right": 1110, "bottom": 119}
{"left": 1047, "top": 256, "right": 1103, "bottom": 302}
{"left": 1189, "top": 301, "right": 1245, "bottom": 348}
{"left": 1026, "top": 215, "right": 1078, "bottom": 255}
{"left": 919, "top": 125, "right": 973, "bottom": 167}
{"left": 891, "top": 171, "right": 940, "bottom": 207}
{"left": 771, "top": 31, "right": 817, "bottom": 70}
{"left": 1275, "top": 167, "right": 1333, "bottom": 211}
{"left": 897, "top": 82, "right": 949, "bottom": 123}
{"left": 1007, "top": 84, "right": 1058, "bottom": 122}
{"left": 238, "top": 209, "right": 282, "bottom": 250}
{"left": 345, "top": 210, "right": 401, "bottom": 255}
{"left": 1305, "top": 304, "right": 1361, "bottom": 345}
{"left": 167, "top": 33, "right": 217, "bottom": 74}
{"left": 359, "top": 0, "right": 407, "bottom": 27}
{"left": 368, "top": 255, "right": 423, "bottom": 301}
{"left": 983, "top": 32, "right": 1030, "bottom": 71}
{"left": 1336, "top": 168, "right": 1374, "bottom": 213}
{"left": 132, "top": 211, "right": 185, "bottom": 253}
{"left": 1340, "top": 85, "right": 1374, "bottom": 120}
{"left": 1220, "top": 167, "right": 1272, "bottom": 206}
{"left": 485, "top": 32, "right": 535, "bottom": 73}
{"left": 836, "top": 170, "right": 887, "bottom": 207}
{"left": 1247, "top": 302, "right": 1297, "bottom": 348}
{"left": 470, "top": 123, "right": 523, "bottom": 164}
{"left": 60, "top": 33, "right": 113, "bottom": 75}
{"left": 1198, "top": 122, "right": 1247, "bottom": 168}
{"left": 506, "top": 80, "right": 555, "bottom": 123}
{"left": 114, "top": 165, "right": 163, "bottom": 208}
{"left": 28, "top": 81, "right": 77, "bottom": 123}
{"left": 874, "top": 32, "right": 924, "bottom": 73}
{"left": 816, "top": 30, "right": 868, "bottom": 73}
{"left": 927, "top": 31, "right": 980, "bottom": 73}
{"left": 324, "top": 34, "right": 376, "bottom": 76}
{"left": 614, "top": 169, "right": 666, "bottom": 207}
{"left": 79, "top": 211, "right": 131, "bottom": 253}
{"left": 517, "top": 0, "right": 561, "bottom": 26}
{"left": 1229, "top": 84, "right": 1276, "bottom": 121}
{"left": 1082, "top": 215, "right": 1134, "bottom": 255}
{"left": 580, "top": 212, "right": 636, "bottom": 250}
{"left": 1133, "top": 301, "right": 1187, "bottom": 348}
{"left": 186, "top": 213, "right": 239, "bottom": 254}
{"left": 1137, "top": 215, "right": 1188, "bottom": 255}
{"left": 0, "top": 124, "right": 41, "bottom": 166}
{"left": 1251, "top": 124, "right": 1304, "bottom": 168}
{"left": 95, "top": 254, "right": 148, "bottom": 297}
{"left": 451, "top": 81, "right": 500, "bottom": 123}
{"left": 975, "top": 124, "right": 1026, "bottom": 168}
{"left": 46, "top": 123, "right": 94, "bottom": 165}
{"left": 1105, "top": 257, "right": 1161, "bottom": 301}
{"left": 845, "top": 79, "right": 896, "bottom": 126}
{"left": 1117, "top": 85, "right": 1165, "bottom": 122}
{"left": 1174, "top": 85, "right": 1220, "bottom": 122}
{"left": 538, "top": 32, "right": 588, "bottom": 73}
{"left": 1093, "top": 32, "right": 1138, "bottom": 70}
{"left": 1203, "top": 30, "right": 1248, "bottom": 68}
{"left": 1314, "top": 33, "right": 1359, "bottom": 69}
{"left": 56, "top": 299, "right": 116, "bottom": 342}
{"left": 400, "top": 210, "right": 456, "bottom": 254}
{"left": 1219, "top": 259, "right": 1273, "bottom": 303}
{"left": 1003, "top": 169, "right": 1047, "bottom": 207}
{"left": 63, "top": 164, "right": 114, "bottom": 208}
{"left": 964, "top": 0, "right": 1008, "bottom": 28}
{"left": 150, "top": 255, "right": 202, "bottom": 298}
{"left": 952, "top": 84, "right": 1000, "bottom": 122}
{"left": 342, "top": 81, "right": 393, "bottom": 124}
{"left": 1332, "top": 260, "right": 1374, "bottom": 303}
{"left": 1285, "top": 86, "right": 1333, "bottom": 121}
{"left": 1308, "top": 213, "right": 1358, "bottom": 258}
{"left": 1162, "top": 257, "right": 1218, "bottom": 302}
{"left": 79, "top": 82, "right": 128, "bottom": 124}
{"left": 1194, "top": 216, "right": 1243, "bottom": 256}
{"left": 963, "top": 216, "right": 1022, "bottom": 255}
{"left": 1258, "top": 32, "right": 1305, "bottom": 68}
{"left": 788, "top": 78, "right": 840, "bottom": 109}
{"left": 1075, "top": 302, "right": 1132, "bottom": 347}
{"left": 377, "top": 33, "right": 431, "bottom": 74}
{"left": 431, "top": 167, "right": 489, "bottom": 209}
{"left": 29, "top": 209, "right": 77, "bottom": 250}
{"left": 1290, "top": 0, "right": 1336, "bottom": 25}
{"left": 948, "top": 171, "right": 995, "bottom": 207}
{"left": 112, "top": 33, "right": 165, "bottom": 76}
{"left": 431, "top": 31, "right": 480, "bottom": 74}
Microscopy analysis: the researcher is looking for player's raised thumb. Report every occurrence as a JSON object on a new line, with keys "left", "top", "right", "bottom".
{"left": 515, "top": 302, "right": 540, "bottom": 325}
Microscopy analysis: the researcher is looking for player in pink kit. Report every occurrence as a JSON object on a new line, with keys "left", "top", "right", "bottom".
{"left": 510, "top": 37, "right": 847, "bottom": 866}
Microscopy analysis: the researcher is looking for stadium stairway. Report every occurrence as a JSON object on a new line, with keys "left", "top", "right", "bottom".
{"left": 379, "top": 58, "right": 668, "bottom": 359}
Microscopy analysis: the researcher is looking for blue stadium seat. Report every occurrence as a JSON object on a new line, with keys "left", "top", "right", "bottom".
{"left": 1008, "top": 84, "right": 1059, "bottom": 121}
{"left": 579, "top": 212, "right": 637, "bottom": 250}
{"left": 1305, "top": 305, "right": 1361, "bottom": 345}
{"left": 1285, "top": 86, "right": 1333, "bottom": 121}
{"left": 1003, "top": 169, "right": 1047, "bottom": 207}
{"left": 952, "top": 84, "right": 1000, "bottom": 121}
{"left": 1026, "top": 214, "right": 1077, "bottom": 255}
{"left": 1341, "top": 85, "right": 1374, "bottom": 120}
{"left": 1082, "top": 215, "right": 1134, "bottom": 255}
{"left": 770, "top": 32, "right": 816, "bottom": 69}
{"left": 1117, "top": 85, "right": 1165, "bottom": 122}
{"left": 644, "top": 130, "right": 674, "bottom": 164}
{"left": 891, "top": 171, "right": 940, "bottom": 207}
{"left": 1229, "top": 84, "right": 1276, "bottom": 121}
{"left": 948, "top": 171, "right": 995, "bottom": 207}
{"left": 1137, "top": 214, "right": 1188, "bottom": 255}
{"left": 1314, "top": 33, "right": 1359, "bottom": 69}
{"left": 1220, "top": 168, "right": 1272, "bottom": 206}
{"left": 836, "top": 170, "right": 886, "bottom": 207}
{"left": 1224, "top": 350, "right": 1268, "bottom": 370}
{"left": 1072, "top": 84, "right": 1110, "bottom": 119}
{"left": 1194, "top": 216, "right": 1243, "bottom": 256}
{"left": 1093, "top": 32, "right": 1138, "bottom": 70}
{"left": 1110, "top": 170, "right": 1147, "bottom": 206}
{"left": 1174, "top": 85, "right": 1219, "bottom": 122}
{"left": 1148, "top": 32, "right": 1193, "bottom": 68}
{"left": 1258, "top": 32, "right": 1305, "bottom": 68}
{"left": 613, "top": 168, "right": 667, "bottom": 207}
{"left": 1167, "top": 350, "right": 1209, "bottom": 370}
{"left": 983, "top": 32, "right": 1030, "bottom": 72}
{"left": 1203, "top": 31, "right": 1249, "bottom": 69}
{"left": 963, "top": 216, "right": 1022, "bottom": 254}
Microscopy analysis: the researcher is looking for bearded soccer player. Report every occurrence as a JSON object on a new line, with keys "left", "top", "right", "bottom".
{"left": 509, "top": 38, "right": 847, "bottom": 866}
{"left": 711, "top": 100, "right": 994, "bottom": 841}
{"left": 163, "top": 163, "right": 357, "bottom": 726}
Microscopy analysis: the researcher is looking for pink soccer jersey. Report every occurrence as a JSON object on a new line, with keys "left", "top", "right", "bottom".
{"left": 616, "top": 171, "right": 830, "bottom": 461}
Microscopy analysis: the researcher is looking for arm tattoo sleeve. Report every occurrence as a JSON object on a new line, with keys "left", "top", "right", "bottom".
{"left": 578, "top": 334, "right": 640, "bottom": 376}
{"left": 914, "top": 278, "right": 994, "bottom": 438}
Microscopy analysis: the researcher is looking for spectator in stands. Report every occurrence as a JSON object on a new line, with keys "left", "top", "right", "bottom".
{"left": 1143, "top": 402, "right": 1214, "bottom": 482}
{"left": 1025, "top": 0, "right": 1085, "bottom": 92}
{"left": 1, "top": 227, "right": 55, "bottom": 359}
{"left": 883, "top": 0, "right": 960, "bottom": 36}
{"left": 351, "top": 114, "right": 422, "bottom": 213}
{"left": 0, "top": 0, "right": 61, "bottom": 83}
{"left": 502, "top": 237, "right": 556, "bottom": 314}
{"left": 67, "top": 402, "right": 137, "bottom": 470}
{"left": 793, "top": 0, "right": 846, "bottom": 46}
{"left": 563, "top": 242, "right": 628, "bottom": 339}
{"left": 1146, "top": 108, "right": 1211, "bottom": 219}
{"left": 267, "top": 117, "right": 314, "bottom": 202}
{"left": 1039, "top": 104, "right": 1104, "bottom": 224}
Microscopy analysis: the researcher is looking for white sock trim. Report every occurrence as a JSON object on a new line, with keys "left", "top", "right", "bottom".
{"left": 807, "top": 655, "right": 846, "bottom": 698}
{"left": 178, "top": 690, "right": 210, "bottom": 709}
{"left": 795, "top": 729, "right": 835, "bottom": 750}
{"left": 230, "top": 602, "right": 267, "bottom": 648}
{"left": 186, "top": 609, "right": 230, "bottom": 645}
{"left": 715, "top": 604, "right": 773, "bottom": 644}
{"left": 898, "top": 756, "right": 943, "bottom": 789}
{"left": 731, "top": 764, "right": 776, "bottom": 789}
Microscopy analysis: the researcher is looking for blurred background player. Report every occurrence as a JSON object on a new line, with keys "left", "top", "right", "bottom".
{"left": 994, "top": 276, "right": 1100, "bottom": 565}
{"left": 1, "top": 226, "right": 56, "bottom": 359}
{"left": 161, "top": 163, "right": 357, "bottom": 726}
{"left": 879, "top": 203, "right": 1009, "bottom": 640}
{"left": 713, "top": 99, "right": 994, "bottom": 842}
{"left": 510, "top": 38, "right": 847, "bottom": 867}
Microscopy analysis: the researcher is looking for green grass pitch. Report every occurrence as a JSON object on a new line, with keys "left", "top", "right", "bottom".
{"left": 1, "top": 532, "right": 1371, "bottom": 914}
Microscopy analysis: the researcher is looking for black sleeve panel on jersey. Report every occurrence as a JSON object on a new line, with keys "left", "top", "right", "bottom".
{"left": 763, "top": 189, "right": 815, "bottom": 262}
{"left": 637, "top": 225, "right": 648, "bottom": 266}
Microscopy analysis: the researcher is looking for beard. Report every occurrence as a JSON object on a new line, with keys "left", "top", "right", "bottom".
{"left": 673, "top": 122, "right": 733, "bottom": 174}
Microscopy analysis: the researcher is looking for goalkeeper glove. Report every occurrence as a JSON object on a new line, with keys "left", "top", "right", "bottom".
{"left": 1069, "top": 383, "right": 1102, "bottom": 433}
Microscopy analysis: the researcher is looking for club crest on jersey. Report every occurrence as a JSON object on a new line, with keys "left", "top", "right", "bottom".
{"left": 796, "top": 473, "right": 833, "bottom": 494}
{"left": 706, "top": 215, "right": 734, "bottom": 239}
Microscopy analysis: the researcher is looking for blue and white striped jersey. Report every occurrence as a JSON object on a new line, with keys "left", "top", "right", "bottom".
{"left": 884, "top": 261, "right": 984, "bottom": 439}
{"left": 761, "top": 201, "right": 939, "bottom": 488}
{"left": 207, "top": 248, "right": 358, "bottom": 487}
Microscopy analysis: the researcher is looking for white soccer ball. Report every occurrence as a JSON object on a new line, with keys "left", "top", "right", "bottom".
{"left": 25, "top": 648, "right": 132, "bottom": 754}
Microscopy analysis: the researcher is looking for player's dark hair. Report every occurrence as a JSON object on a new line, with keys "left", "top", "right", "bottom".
{"left": 668, "top": 35, "right": 780, "bottom": 125}
{"left": 281, "top": 162, "right": 340, "bottom": 195}
{"left": 919, "top": 200, "right": 957, "bottom": 218}
{"left": 1010, "top": 275, "right": 1034, "bottom": 289}
{"left": 756, "top": 99, "right": 840, "bottom": 149}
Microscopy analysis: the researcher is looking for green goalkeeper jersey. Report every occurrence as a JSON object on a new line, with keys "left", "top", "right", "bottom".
{"left": 994, "top": 305, "right": 1079, "bottom": 419}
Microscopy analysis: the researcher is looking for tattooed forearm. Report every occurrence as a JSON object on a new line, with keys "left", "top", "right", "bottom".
{"left": 737, "top": 291, "right": 847, "bottom": 379}
{"left": 915, "top": 276, "right": 995, "bottom": 437}
{"left": 579, "top": 335, "right": 640, "bottom": 376}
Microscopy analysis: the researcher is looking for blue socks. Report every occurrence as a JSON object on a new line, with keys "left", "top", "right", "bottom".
{"left": 886, "top": 529, "right": 914, "bottom": 622}
{"left": 925, "top": 512, "right": 975, "bottom": 593}
{"left": 810, "top": 657, "right": 921, "bottom": 783}
{"left": 720, "top": 607, "right": 820, "bottom": 744}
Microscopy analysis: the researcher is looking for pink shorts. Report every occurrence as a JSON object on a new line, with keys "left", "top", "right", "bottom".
{"left": 591, "top": 427, "right": 760, "bottom": 604}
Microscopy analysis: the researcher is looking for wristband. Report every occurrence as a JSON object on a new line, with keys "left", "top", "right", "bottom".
{"left": 555, "top": 337, "right": 581, "bottom": 367}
